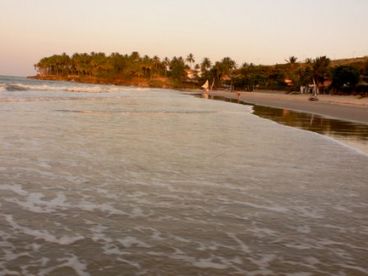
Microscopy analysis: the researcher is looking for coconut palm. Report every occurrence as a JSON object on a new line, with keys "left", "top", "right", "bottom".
{"left": 200, "top": 57, "right": 212, "bottom": 73}
{"left": 169, "top": 56, "right": 186, "bottom": 81}
{"left": 186, "top": 53, "right": 195, "bottom": 68}
{"left": 151, "top": 55, "right": 161, "bottom": 75}
{"left": 162, "top": 57, "right": 170, "bottom": 76}
{"left": 285, "top": 56, "right": 298, "bottom": 64}
{"left": 220, "top": 57, "right": 236, "bottom": 75}
{"left": 312, "top": 56, "right": 331, "bottom": 85}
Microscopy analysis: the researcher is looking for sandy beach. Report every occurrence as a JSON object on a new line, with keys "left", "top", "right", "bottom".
{"left": 205, "top": 90, "right": 368, "bottom": 124}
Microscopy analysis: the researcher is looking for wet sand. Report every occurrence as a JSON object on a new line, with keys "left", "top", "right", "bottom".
{"left": 207, "top": 90, "right": 368, "bottom": 124}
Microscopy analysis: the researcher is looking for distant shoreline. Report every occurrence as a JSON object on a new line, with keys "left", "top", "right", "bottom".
{"left": 29, "top": 75, "right": 179, "bottom": 89}
{"left": 28, "top": 75, "right": 368, "bottom": 124}
{"left": 206, "top": 90, "right": 368, "bottom": 124}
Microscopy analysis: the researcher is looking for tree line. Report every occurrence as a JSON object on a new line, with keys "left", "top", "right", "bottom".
{"left": 34, "top": 52, "right": 368, "bottom": 94}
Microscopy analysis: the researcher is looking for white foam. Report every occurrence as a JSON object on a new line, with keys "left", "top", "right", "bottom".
{"left": 227, "top": 199, "right": 289, "bottom": 214}
{"left": 0, "top": 231, "right": 31, "bottom": 264}
{"left": 0, "top": 184, "right": 28, "bottom": 196}
{"left": 116, "top": 257, "right": 141, "bottom": 269}
{"left": 76, "top": 201, "right": 127, "bottom": 216}
{"left": 3, "top": 186, "right": 129, "bottom": 216}
{"left": 118, "top": 237, "right": 151, "bottom": 248}
{"left": 4, "top": 215, "right": 84, "bottom": 245}
{"left": 131, "top": 207, "right": 145, "bottom": 217}
{"left": 6, "top": 192, "right": 67, "bottom": 214}
{"left": 319, "top": 133, "right": 368, "bottom": 157}
{"left": 227, "top": 233, "right": 251, "bottom": 254}
{"left": 102, "top": 244, "right": 129, "bottom": 256}
{"left": 90, "top": 225, "right": 113, "bottom": 243}
{"left": 39, "top": 254, "right": 90, "bottom": 276}
{"left": 285, "top": 242, "right": 314, "bottom": 250}
{"left": 293, "top": 206, "right": 324, "bottom": 219}
{"left": 193, "top": 258, "right": 228, "bottom": 269}
{"left": 4, "top": 82, "right": 130, "bottom": 94}
{"left": 59, "top": 255, "right": 90, "bottom": 276}
{"left": 134, "top": 226, "right": 165, "bottom": 241}
{"left": 248, "top": 254, "right": 277, "bottom": 271}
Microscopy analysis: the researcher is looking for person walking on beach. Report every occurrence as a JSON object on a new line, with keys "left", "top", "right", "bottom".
{"left": 309, "top": 79, "right": 319, "bottom": 101}
{"left": 236, "top": 91, "right": 241, "bottom": 102}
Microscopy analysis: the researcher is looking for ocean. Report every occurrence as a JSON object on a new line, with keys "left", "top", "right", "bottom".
{"left": 1, "top": 76, "right": 367, "bottom": 275}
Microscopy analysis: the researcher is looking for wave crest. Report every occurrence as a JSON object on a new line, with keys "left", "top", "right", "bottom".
{"left": 5, "top": 84, "right": 28, "bottom": 91}
{"left": 0, "top": 82, "right": 130, "bottom": 93}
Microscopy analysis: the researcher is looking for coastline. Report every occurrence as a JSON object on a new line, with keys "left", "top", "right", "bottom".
{"left": 206, "top": 90, "right": 368, "bottom": 124}
{"left": 29, "top": 75, "right": 192, "bottom": 90}
{"left": 27, "top": 76, "right": 368, "bottom": 124}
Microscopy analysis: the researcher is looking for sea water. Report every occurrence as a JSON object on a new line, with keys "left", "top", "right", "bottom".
{"left": 0, "top": 76, "right": 367, "bottom": 275}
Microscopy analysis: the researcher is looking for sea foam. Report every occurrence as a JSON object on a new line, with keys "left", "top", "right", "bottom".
{"left": 2, "top": 82, "right": 130, "bottom": 93}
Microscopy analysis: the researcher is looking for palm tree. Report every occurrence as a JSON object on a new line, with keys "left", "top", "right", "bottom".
{"left": 200, "top": 57, "right": 212, "bottom": 73}
{"left": 284, "top": 56, "right": 299, "bottom": 88}
{"left": 285, "top": 56, "right": 298, "bottom": 64}
{"left": 109, "top": 52, "right": 125, "bottom": 75}
{"left": 220, "top": 57, "right": 236, "bottom": 75}
{"left": 60, "top": 53, "right": 71, "bottom": 75}
{"left": 305, "top": 58, "right": 313, "bottom": 64}
{"left": 169, "top": 56, "right": 186, "bottom": 81}
{"left": 298, "top": 56, "right": 331, "bottom": 95}
{"left": 130, "top": 51, "right": 140, "bottom": 62}
{"left": 312, "top": 56, "right": 331, "bottom": 94}
{"left": 151, "top": 55, "right": 161, "bottom": 75}
{"left": 312, "top": 56, "right": 331, "bottom": 84}
{"left": 186, "top": 53, "right": 195, "bottom": 68}
{"left": 163, "top": 57, "right": 170, "bottom": 76}
{"left": 90, "top": 52, "right": 107, "bottom": 76}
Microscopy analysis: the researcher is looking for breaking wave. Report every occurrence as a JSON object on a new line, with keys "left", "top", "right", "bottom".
{"left": 4, "top": 84, "right": 28, "bottom": 91}
{"left": 0, "top": 82, "right": 131, "bottom": 93}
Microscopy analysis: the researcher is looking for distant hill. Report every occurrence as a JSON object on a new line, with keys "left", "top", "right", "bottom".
{"left": 330, "top": 56, "right": 368, "bottom": 67}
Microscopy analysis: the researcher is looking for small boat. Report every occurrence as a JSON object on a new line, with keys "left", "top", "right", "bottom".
{"left": 201, "top": 80, "right": 209, "bottom": 92}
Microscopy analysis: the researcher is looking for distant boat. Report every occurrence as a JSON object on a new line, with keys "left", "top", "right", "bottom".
{"left": 201, "top": 80, "right": 209, "bottom": 92}
{"left": 201, "top": 79, "right": 215, "bottom": 92}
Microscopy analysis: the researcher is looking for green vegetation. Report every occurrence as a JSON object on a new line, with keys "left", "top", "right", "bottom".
{"left": 331, "top": 66, "right": 360, "bottom": 93}
{"left": 34, "top": 52, "right": 368, "bottom": 94}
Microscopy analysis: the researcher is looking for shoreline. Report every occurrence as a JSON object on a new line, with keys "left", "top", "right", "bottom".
{"left": 23, "top": 76, "right": 368, "bottom": 124}
{"left": 205, "top": 90, "right": 368, "bottom": 124}
{"left": 29, "top": 75, "right": 194, "bottom": 90}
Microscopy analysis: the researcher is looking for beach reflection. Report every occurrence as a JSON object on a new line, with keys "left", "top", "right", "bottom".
{"left": 253, "top": 105, "right": 368, "bottom": 154}
{"left": 205, "top": 95, "right": 368, "bottom": 154}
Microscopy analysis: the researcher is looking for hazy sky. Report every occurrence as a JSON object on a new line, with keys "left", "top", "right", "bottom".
{"left": 1, "top": 0, "right": 367, "bottom": 76}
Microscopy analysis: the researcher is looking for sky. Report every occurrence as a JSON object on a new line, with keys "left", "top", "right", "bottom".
{"left": 0, "top": 0, "right": 367, "bottom": 76}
